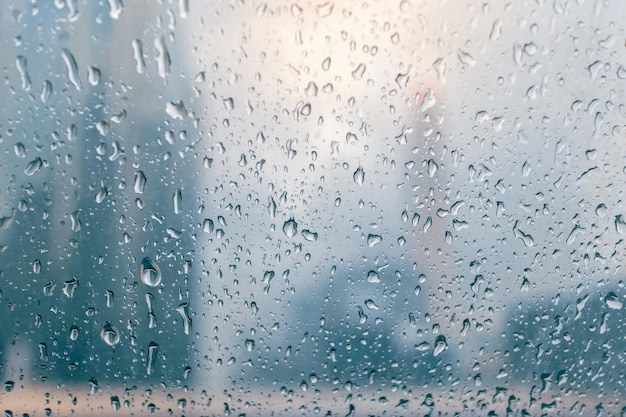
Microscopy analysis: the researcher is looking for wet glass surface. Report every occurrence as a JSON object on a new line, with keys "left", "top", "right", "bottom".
{"left": 1, "top": 0, "right": 626, "bottom": 415}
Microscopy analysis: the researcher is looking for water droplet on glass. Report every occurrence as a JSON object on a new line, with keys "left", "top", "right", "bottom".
{"left": 433, "top": 335, "right": 448, "bottom": 356}
{"left": 351, "top": 63, "right": 366, "bottom": 80}
{"left": 105, "top": 290, "right": 114, "bottom": 308}
{"left": 367, "top": 270, "right": 380, "bottom": 283}
{"left": 305, "top": 82, "right": 318, "bottom": 97}
{"left": 315, "top": 2, "right": 334, "bottom": 17}
{"left": 364, "top": 299, "right": 379, "bottom": 310}
{"left": 89, "top": 377, "right": 100, "bottom": 394}
{"left": 101, "top": 322, "right": 120, "bottom": 347}
{"left": 146, "top": 342, "right": 159, "bottom": 375}
{"left": 140, "top": 257, "right": 162, "bottom": 287}
{"left": 25, "top": 157, "right": 43, "bottom": 176}
{"left": 40, "top": 80, "right": 52, "bottom": 102}
{"left": 61, "top": 48, "right": 82, "bottom": 90}
{"left": 43, "top": 281, "right": 56, "bottom": 296}
{"left": 301, "top": 229, "right": 318, "bottom": 242}
{"left": 166, "top": 100, "right": 187, "bottom": 119}
{"left": 223, "top": 97, "right": 235, "bottom": 111}
{"left": 16, "top": 55, "right": 31, "bottom": 91}
{"left": 70, "top": 325, "right": 80, "bottom": 341}
{"left": 107, "top": 0, "right": 124, "bottom": 18}
{"left": 245, "top": 339, "right": 255, "bottom": 352}
{"left": 62, "top": 276, "right": 79, "bottom": 298}
{"left": 88, "top": 66, "right": 100, "bottom": 86}
{"left": 132, "top": 39, "right": 146, "bottom": 74}
{"left": 283, "top": 218, "right": 298, "bottom": 238}
{"left": 367, "top": 234, "right": 382, "bottom": 247}
{"left": 173, "top": 189, "right": 182, "bottom": 214}
{"left": 110, "top": 396, "right": 121, "bottom": 411}
{"left": 155, "top": 36, "right": 171, "bottom": 78}
{"left": 4, "top": 381, "right": 15, "bottom": 393}
{"left": 176, "top": 302, "right": 193, "bottom": 335}
{"left": 134, "top": 171, "right": 147, "bottom": 194}
{"left": 70, "top": 210, "right": 81, "bottom": 232}
{"left": 353, "top": 166, "right": 365, "bottom": 185}
{"left": 605, "top": 292, "right": 623, "bottom": 310}
{"left": 322, "top": 57, "right": 331, "bottom": 71}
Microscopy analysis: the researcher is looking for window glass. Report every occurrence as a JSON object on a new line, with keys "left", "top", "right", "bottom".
{"left": 1, "top": 0, "right": 624, "bottom": 415}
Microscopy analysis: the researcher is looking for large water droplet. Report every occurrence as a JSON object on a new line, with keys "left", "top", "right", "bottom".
{"left": 353, "top": 166, "right": 365, "bottom": 185}
{"left": 146, "top": 342, "right": 159, "bottom": 375}
{"left": 301, "top": 229, "right": 318, "bottom": 242}
{"left": 101, "top": 322, "right": 120, "bottom": 347}
{"left": 283, "top": 218, "right": 298, "bottom": 237}
{"left": 61, "top": 48, "right": 82, "bottom": 90}
{"left": 25, "top": 157, "right": 43, "bottom": 176}
{"left": 62, "top": 276, "right": 79, "bottom": 298}
{"left": 176, "top": 302, "right": 192, "bottom": 335}
{"left": 605, "top": 292, "right": 623, "bottom": 310}
{"left": 433, "top": 335, "right": 448, "bottom": 356}
{"left": 367, "top": 234, "right": 382, "bottom": 247}
{"left": 140, "top": 257, "right": 162, "bottom": 287}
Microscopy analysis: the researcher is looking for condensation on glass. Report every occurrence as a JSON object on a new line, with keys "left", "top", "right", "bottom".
{"left": 0, "top": 0, "right": 625, "bottom": 415}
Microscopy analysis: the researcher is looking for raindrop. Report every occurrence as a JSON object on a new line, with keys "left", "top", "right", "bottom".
{"left": 353, "top": 166, "right": 365, "bottom": 185}
{"left": 140, "top": 257, "right": 162, "bottom": 287}
{"left": 155, "top": 36, "right": 171, "bottom": 78}
{"left": 605, "top": 292, "right": 623, "bottom": 310}
{"left": 62, "top": 276, "right": 79, "bottom": 298}
{"left": 134, "top": 171, "right": 147, "bottom": 194}
{"left": 146, "top": 342, "right": 159, "bottom": 375}
{"left": 70, "top": 210, "right": 81, "bottom": 232}
{"left": 351, "top": 63, "right": 366, "bottom": 80}
{"left": 61, "top": 48, "right": 82, "bottom": 90}
{"left": 106, "top": 0, "right": 124, "bottom": 19}
{"left": 305, "top": 82, "right": 318, "bottom": 97}
{"left": 173, "top": 189, "right": 182, "bottom": 214}
{"left": 132, "top": 39, "right": 146, "bottom": 73}
{"left": 110, "top": 396, "right": 121, "bottom": 411}
{"left": 367, "top": 234, "right": 382, "bottom": 247}
{"left": 301, "top": 229, "right": 318, "bottom": 242}
{"left": 70, "top": 325, "right": 80, "bottom": 341}
{"left": 282, "top": 217, "right": 298, "bottom": 237}
{"left": 40, "top": 80, "right": 52, "bottom": 102}
{"left": 166, "top": 101, "right": 187, "bottom": 119}
{"left": 43, "top": 281, "right": 56, "bottom": 296}
{"left": 25, "top": 157, "right": 43, "bottom": 176}
{"left": 4, "top": 381, "right": 15, "bottom": 392}
{"left": 89, "top": 377, "right": 100, "bottom": 394}
{"left": 16, "top": 55, "right": 31, "bottom": 91}
{"left": 367, "top": 270, "right": 380, "bottom": 283}
{"left": 433, "top": 335, "right": 448, "bottom": 356}
{"left": 364, "top": 299, "right": 379, "bottom": 310}
{"left": 176, "top": 302, "right": 193, "bottom": 335}
{"left": 101, "top": 322, "right": 120, "bottom": 347}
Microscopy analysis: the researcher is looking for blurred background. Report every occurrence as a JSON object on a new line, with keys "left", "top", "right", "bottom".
{"left": 1, "top": 0, "right": 626, "bottom": 415}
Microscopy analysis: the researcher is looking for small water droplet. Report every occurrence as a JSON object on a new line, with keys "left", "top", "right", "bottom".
{"left": 364, "top": 299, "right": 379, "bottom": 310}
{"left": 101, "top": 322, "right": 120, "bottom": 347}
{"left": 4, "top": 381, "right": 15, "bottom": 392}
{"left": 351, "top": 63, "right": 366, "bottom": 80}
{"left": 155, "top": 36, "right": 171, "bottom": 78}
{"left": 140, "top": 257, "right": 162, "bottom": 287}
